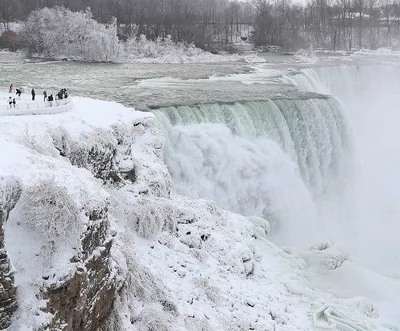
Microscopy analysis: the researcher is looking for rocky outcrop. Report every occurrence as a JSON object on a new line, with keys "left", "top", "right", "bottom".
{"left": 0, "top": 177, "right": 22, "bottom": 329}
{"left": 51, "top": 126, "right": 123, "bottom": 185}
{"left": 42, "top": 204, "right": 118, "bottom": 331}
{"left": 66, "top": 129, "right": 123, "bottom": 184}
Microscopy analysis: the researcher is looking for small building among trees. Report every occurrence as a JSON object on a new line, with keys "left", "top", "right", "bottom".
{"left": 0, "top": 30, "right": 19, "bottom": 51}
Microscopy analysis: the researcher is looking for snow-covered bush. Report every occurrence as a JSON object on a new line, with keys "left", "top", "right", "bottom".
{"left": 18, "top": 124, "right": 59, "bottom": 158}
{"left": 134, "top": 202, "right": 164, "bottom": 238}
{"left": 110, "top": 192, "right": 178, "bottom": 239}
{"left": 124, "top": 34, "right": 233, "bottom": 63}
{"left": 0, "top": 176, "right": 22, "bottom": 216}
{"left": 294, "top": 46, "right": 319, "bottom": 63}
{"left": 125, "top": 34, "right": 199, "bottom": 59}
{"left": 194, "top": 277, "right": 221, "bottom": 303}
{"left": 21, "top": 7, "right": 123, "bottom": 62}
{"left": 18, "top": 178, "right": 81, "bottom": 245}
{"left": 135, "top": 308, "right": 171, "bottom": 331}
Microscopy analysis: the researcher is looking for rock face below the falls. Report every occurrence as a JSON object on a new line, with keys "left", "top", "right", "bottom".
{"left": 42, "top": 207, "right": 117, "bottom": 331}
{"left": 0, "top": 176, "right": 118, "bottom": 331}
{"left": 0, "top": 177, "right": 22, "bottom": 329}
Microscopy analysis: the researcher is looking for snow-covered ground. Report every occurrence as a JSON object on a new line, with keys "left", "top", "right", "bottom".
{"left": 1, "top": 96, "right": 399, "bottom": 330}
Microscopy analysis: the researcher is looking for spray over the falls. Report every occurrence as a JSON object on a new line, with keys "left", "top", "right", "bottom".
{"left": 284, "top": 64, "right": 400, "bottom": 274}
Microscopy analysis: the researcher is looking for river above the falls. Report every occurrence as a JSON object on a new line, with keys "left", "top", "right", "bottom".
{"left": 1, "top": 51, "right": 397, "bottom": 110}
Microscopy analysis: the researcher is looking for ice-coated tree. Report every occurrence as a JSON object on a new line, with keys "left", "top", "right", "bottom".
{"left": 21, "top": 6, "right": 123, "bottom": 62}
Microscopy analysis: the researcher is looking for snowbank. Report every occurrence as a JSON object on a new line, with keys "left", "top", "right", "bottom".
{"left": 0, "top": 96, "right": 398, "bottom": 330}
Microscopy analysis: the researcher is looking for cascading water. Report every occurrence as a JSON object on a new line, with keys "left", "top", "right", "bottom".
{"left": 153, "top": 97, "right": 351, "bottom": 247}
{"left": 153, "top": 63, "right": 400, "bottom": 274}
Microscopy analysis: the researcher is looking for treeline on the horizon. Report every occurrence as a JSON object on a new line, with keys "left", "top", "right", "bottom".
{"left": 1, "top": 0, "right": 400, "bottom": 51}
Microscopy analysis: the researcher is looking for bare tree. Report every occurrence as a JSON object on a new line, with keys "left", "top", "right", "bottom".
{"left": 380, "top": 0, "right": 394, "bottom": 45}
{"left": 6, "top": 0, "right": 400, "bottom": 52}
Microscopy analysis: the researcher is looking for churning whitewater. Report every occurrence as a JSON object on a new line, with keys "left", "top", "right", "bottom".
{"left": 154, "top": 64, "right": 400, "bottom": 275}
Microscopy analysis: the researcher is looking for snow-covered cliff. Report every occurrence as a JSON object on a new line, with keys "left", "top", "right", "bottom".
{"left": 0, "top": 97, "right": 399, "bottom": 331}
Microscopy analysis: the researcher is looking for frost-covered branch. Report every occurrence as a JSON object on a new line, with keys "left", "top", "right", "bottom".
{"left": 18, "top": 178, "right": 82, "bottom": 245}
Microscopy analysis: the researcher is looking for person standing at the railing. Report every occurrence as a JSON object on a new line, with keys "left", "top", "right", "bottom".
{"left": 43, "top": 90, "right": 47, "bottom": 102}
{"left": 31, "top": 88, "right": 36, "bottom": 101}
{"left": 9, "top": 84, "right": 13, "bottom": 93}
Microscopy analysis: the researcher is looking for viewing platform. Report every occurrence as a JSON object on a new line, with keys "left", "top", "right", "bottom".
{"left": 0, "top": 90, "right": 72, "bottom": 116}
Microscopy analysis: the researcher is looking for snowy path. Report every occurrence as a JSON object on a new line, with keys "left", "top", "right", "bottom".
{"left": 0, "top": 91, "right": 72, "bottom": 116}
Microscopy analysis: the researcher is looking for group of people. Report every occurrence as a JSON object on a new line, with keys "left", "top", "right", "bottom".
{"left": 43, "top": 88, "right": 69, "bottom": 102}
{"left": 56, "top": 88, "right": 68, "bottom": 100}
{"left": 7, "top": 84, "right": 69, "bottom": 110}
{"left": 7, "top": 97, "right": 16, "bottom": 108}
{"left": 9, "top": 84, "right": 24, "bottom": 98}
{"left": 8, "top": 84, "right": 18, "bottom": 108}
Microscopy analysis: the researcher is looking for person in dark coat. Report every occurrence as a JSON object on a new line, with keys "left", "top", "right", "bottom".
{"left": 16, "top": 89, "right": 21, "bottom": 97}
{"left": 31, "top": 88, "right": 36, "bottom": 101}
{"left": 48, "top": 94, "right": 54, "bottom": 106}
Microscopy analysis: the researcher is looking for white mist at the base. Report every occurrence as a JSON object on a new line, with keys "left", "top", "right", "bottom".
{"left": 284, "top": 64, "right": 400, "bottom": 275}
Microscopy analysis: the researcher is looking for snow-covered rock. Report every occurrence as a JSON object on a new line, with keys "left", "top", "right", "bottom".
{"left": 0, "top": 97, "right": 160, "bottom": 330}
